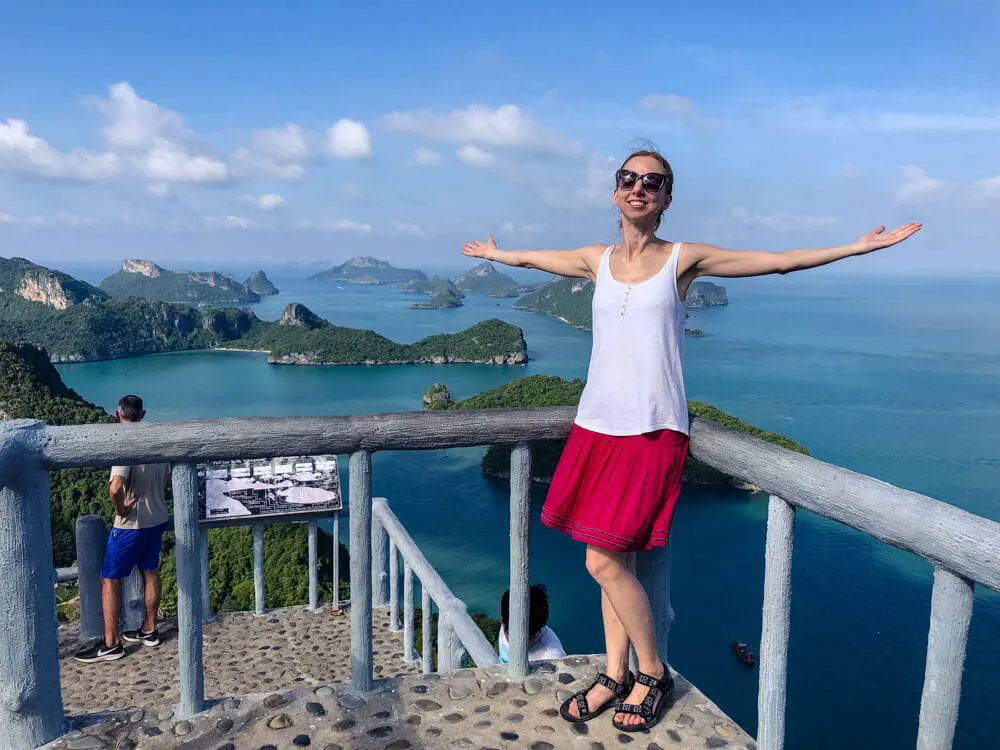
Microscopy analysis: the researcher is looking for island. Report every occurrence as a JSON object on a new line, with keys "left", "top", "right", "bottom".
{"left": 513, "top": 276, "right": 728, "bottom": 334}
{"left": 455, "top": 261, "right": 533, "bottom": 297}
{"left": 99, "top": 259, "right": 261, "bottom": 305}
{"left": 244, "top": 270, "right": 279, "bottom": 296}
{"left": 0, "top": 269, "right": 528, "bottom": 364}
{"left": 310, "top": 256, "right": 427, "bottom": 284}
{"left": 0, "top": 256, "right": 108, "bottom": 309}
{"left": 423, "top": 374, "right": 807, "bottom": 490}
{"left": 410, "top": 288, "right": 464, "bottom": 309}
{"left": 399, "top": 275, "right": 464, "bottom": 298}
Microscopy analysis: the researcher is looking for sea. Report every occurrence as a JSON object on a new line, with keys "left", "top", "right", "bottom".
{"left": 53, "top": 263, "right": 1000, "bottom": 750}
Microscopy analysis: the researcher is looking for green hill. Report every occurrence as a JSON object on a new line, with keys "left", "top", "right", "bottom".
{"left": 455, "top": 262, "right": 528, "bottom": 297}
{"left": 99, "top": 259, "right": 260, "bottom": 305}
{"left": 423, "top": 374, "right": 806, "bottom": 488}
{"left": 411, "top": 288, "right": 464, "bottom": 309}
{"left": 0, "top": 256, "right": 108, "bottom": 309}
{"left": 399, "top": 275, "right": 465, "bottom": 298}
{"left": 245, "top": 270, "right": 279, "bottom": 296}
{"left": 311, "top": 256, "right": 427, "bottom": 284}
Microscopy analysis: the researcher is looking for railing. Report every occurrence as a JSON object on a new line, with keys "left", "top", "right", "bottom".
{"left": 372, "top": 497, "right": 498, "bottom": 672}
{"left": 0, "top": 407, "right": 997, "bottom": 750}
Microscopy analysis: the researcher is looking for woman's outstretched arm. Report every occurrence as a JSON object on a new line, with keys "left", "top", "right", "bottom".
{"left": 461, "top": 235, "right": 605, "bottom": 281}
{"left": 685, "top": 223, "right": 922, "bottom": 279}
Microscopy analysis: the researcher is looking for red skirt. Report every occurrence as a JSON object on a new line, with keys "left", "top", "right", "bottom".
{"left": 541, "top": 424, "right": 690, "bottom": 552}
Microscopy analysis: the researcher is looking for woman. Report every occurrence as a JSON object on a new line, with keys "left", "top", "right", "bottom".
{"left": 461, "top": 147, "right": 920, "bottom": 732}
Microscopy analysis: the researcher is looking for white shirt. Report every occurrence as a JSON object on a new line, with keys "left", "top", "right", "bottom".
{"left": 498, "top": 625, "right": 566, "bottom": 664}
{"left": 574, "top": 244, "right": 690, "bottom": 436}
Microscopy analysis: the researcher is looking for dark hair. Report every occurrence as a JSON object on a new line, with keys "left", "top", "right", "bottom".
{"left": 616, "top": 145, "right": 674, "bottom": 232}
{"left": 500, "top": 584, "right": 550, "bottom": 639}
{"left": 117, "top": 394, "right": 144, "bottom": 422}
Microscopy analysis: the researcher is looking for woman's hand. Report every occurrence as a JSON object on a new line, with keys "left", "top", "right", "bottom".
{"left": 853, "top": 223, "right": 922, "bottom": 254}
{"left": 461, "top": 235, "right": 499, "bottom": 260}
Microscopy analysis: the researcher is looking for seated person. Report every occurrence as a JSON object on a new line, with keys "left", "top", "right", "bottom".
{"left": 498, "top": 583, "right": 566, "bottom": 663}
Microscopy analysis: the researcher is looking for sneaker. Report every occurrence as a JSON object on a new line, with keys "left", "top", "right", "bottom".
{"left": 74, "top": 639, "right": 125, "bottom": 663}
{"left": 122, "top": 628, "right": 161, "bottom": 647}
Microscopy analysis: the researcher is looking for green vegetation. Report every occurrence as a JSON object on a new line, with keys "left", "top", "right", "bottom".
{"left": 100, "top": 260, "right": 260, "bottom": 305}
{"left": 311, "top": 256, "right": 426, "bottom": 284}
{"left": 455, "top": 262, "right": 526, "bottom": 297}
{"left": 399, "top": 275, "right": 464, "bottom": 297}
{"left": 245, "top": 270, "right": 279, "bottom": 296}
{"left": 514, "top": 277, "right": 728, "bottom": 332}
{"left": 424, "top": 374, "right": 807, "bottom": 487}
{"left": 0, "top": 256, "right": 108, "bottom": 308}
{"left": 411, "top": 288, "right": 464, "bottom": 309}
{"left": 0, "top": 341, "right": 116, "bottom": 566}
{"left": 240, "top": 311, "right": 527, "bottom": 365}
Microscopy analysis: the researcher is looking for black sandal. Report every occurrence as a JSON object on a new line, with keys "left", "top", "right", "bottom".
{"left": 611, "top": 662, "right": 674, "bottom": 732}
{"left": 559, "top": 671, "right": 635, "bottom": 723}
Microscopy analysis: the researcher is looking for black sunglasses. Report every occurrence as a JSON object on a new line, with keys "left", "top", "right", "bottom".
{"left": 615, "top": 169, "right": 670, "bottom": 193}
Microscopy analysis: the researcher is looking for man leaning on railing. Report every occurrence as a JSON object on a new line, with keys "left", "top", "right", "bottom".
{"left": 75, "top": 394, "right": 171, "bottom": 664}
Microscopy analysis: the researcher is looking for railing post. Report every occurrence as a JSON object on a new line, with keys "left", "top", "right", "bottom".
{"left": 76, "top": 514, "right": 107, "bottom": 640}
{"left": 916, "top": 567, "right": 975, "bottom": 750}
{"left": 437, "top": 607, "right": 466, "bottom": 672}
{"left": 200, "top": 526, "right": 212, "bottom": 621}
{"left": 253, "top": 522, "right": 265, "bottom": 614}
{"left": 389, "top": 539, "right": 400, "bottom": 630}
{"left": 308, "top": 519, "right": 318, "bottom": 610}
{"left": 0, "top": 421, "right": 64, "bottom": 748}
{"left": 421, "top": 588, "right": 432, "bottom": 674}
{"left": 372, "top": 509, "right": 389, "bottom": 608}
{"left": 349, "top": 450, "right": 374, "bottom": 693}
{"left": 403, "top": 560, "right": 416, "bottom": 661}
{"left": 758, "top": 494, "right": 796, "bottom": 750}
{"left": 122, "top": 565, "right": 145, "bottom": 633}
{"left": 172, "top": 462, "right": 205, "bottom": 718}
{"left": 331, "top": 510, "right": 340, "bottom": 610}
{"left": 508, "top": 442, "right": 532, "bottom": 678}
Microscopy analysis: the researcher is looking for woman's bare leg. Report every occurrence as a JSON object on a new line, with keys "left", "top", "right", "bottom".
{"left": 566, "top": 581, "right": 632, "bottom": 717}
{"left": 585, "top": 545, "right": 666, "bottom": 727}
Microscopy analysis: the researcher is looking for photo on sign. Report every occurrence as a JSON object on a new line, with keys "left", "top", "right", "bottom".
{"left": 197, "top": 455, "right": 342, "bottom": 524}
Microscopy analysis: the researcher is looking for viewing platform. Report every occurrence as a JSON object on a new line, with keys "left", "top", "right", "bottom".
{"left": 53, "top": 607, "right": 752, "bottom": 750}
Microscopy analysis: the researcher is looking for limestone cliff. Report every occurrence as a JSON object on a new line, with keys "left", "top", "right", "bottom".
{"left": 0, "top": 257, "right": 108, "bottom": 310}
{"left": 100, "top": 260, "right": 260, "bottom": 305}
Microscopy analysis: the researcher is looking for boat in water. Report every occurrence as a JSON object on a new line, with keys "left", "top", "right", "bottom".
{"left": 731, "top": 640, "right": 755, "bottom": 668}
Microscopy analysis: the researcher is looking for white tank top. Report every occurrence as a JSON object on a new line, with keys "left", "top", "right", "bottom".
{"left": 574, "top": 243, "right": 689, "bottom": 436}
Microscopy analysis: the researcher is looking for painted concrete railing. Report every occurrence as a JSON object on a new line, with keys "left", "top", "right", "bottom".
{"left": 1, "top": 407, "right": 998, "bottom": 750}
{"left": 373, "top": 497, "right": 498, "bottom": 673}
{"left": 62, "top": 509, "right": 341, "bottom": 642}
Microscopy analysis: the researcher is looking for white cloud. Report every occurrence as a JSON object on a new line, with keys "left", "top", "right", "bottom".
{"left": 499, "top": 221, "right": 547, "bottom": 235}
{"left": 457, "top": 145, "right": 496, "bottom": 168}
{"left": 0, "top": 118, "right": 120, "bottom": 180}
{"left": 252, "top": 123, "right": 309, "bottom": 161}
{"left": 134, "top": 140, "right": 228, "bottom": 183}
{"left": 56, "top": 212, "right": 98, "bottom": 227}
{"left": 381, "top": 104, "right": 580, "bottom": 156}
{"left": 0, "top": 212, "right": 45, "bottom": 226}
{"left": 756, "top": 96, "right": 1000, "bottom": 133}
{"left": 730, "top": 206, "right": 837, "bottom": 231}
{"left": 93, "top": 82, "right": 228, "bottom": 183}
{"left": 252, "top": 193, "right": 284, "bottom": 210}
{"left": 542, "top": 154, "right": 617, "bottom": 210}
{"left": 326, "top": 119, "right": 372, "bottom": 159}
{"left": 147, "top": 182, "right": 172, "bottom": 199}
{"left": 204, "top": 215, "right": 249, "bottom": 229}
{"left": 392, "top": 221, "right": 427, "bottom": 237}
{"left": 641, "top": 94, "right": 696, "bottom": 119}
{"left": 0, "top": 212, "right": 18, "bottom": 224}
{"left": 410, "top": 148, "right": 442, "bottom": 166}
{"left": 321, "top": 218, "right": 372, "bottom": 233}
{"left": 895, "top": 165, "right": 1000, "bottom": 205}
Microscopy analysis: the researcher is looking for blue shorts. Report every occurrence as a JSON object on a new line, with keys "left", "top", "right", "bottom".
{"left": 100, "top": 523, "right": 168, "bottom": 580}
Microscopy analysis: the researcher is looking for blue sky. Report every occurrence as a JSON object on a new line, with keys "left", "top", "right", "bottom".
{"left": 1, "top": 1, "right": 998, "bottom": 274}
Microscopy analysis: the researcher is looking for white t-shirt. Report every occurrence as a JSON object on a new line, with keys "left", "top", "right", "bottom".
{"left": 498, "top": 625, "right": 566, "bottom": 664}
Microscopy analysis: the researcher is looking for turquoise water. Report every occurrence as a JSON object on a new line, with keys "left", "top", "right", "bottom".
{"left": 55, "top": 270, "right": 1000, "bottom": 749}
